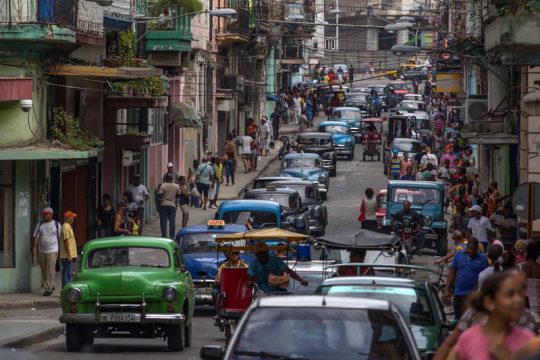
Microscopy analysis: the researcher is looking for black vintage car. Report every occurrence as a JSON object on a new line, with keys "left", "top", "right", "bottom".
{"left": 251, "top": 176, "right": 302, "bottom": 190}
{"left": 295, "top": 132, "right": 337, "bottom": 177}
{"left": 269, "top": 180, "right": 328, "bottom": 237}
{"left": 243, "top": 188, "right": 311, "bottom": 235}
{"left": 344, "top": 92, "right": 370, "bottom": 116}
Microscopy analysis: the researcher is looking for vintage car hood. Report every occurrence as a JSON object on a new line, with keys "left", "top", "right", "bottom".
{"left": 279, "top": 168, "right": 322, "bottom": 180}
{"left": 81, "top": 267, "right": 178, "bottom": 296}
{"left": 410, "top": 324, "right": 439, "bottom": 352}
{"left": 331, "top": 133, "right": 353, "bottom": 144}
{"left": 299, "top": 146, "right": 334, "bottom": 155}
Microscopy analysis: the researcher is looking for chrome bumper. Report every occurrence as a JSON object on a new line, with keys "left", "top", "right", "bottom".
{"left": 335, "top": 146, "right": 354, "bottom": 155}
{"left": 59, "top": 313, "right": 185, "bottom": 325}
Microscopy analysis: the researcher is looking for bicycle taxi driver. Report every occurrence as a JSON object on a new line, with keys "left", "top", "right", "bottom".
{"left": 247, "top": 242, "right": 308, "bottom": 293}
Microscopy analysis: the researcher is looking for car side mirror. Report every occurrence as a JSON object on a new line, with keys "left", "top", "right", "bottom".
{"left": 180, "top": 265, "right": 188, "bottom": 273}
{"left": 200, "top": 345, "right": 225, "bottom": 360}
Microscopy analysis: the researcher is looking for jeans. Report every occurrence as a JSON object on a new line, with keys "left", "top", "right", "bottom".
{"left": 413, "top": 229, "right": 425, "bottom": 254}
{"left": 390, "top": 172, "right": 400, "bottom": 180}
{"left": 225, "top": 159, "right": 235, "bottom": 184}
{"left": 61, "top": 258, "right": 74, "bottom": 289}
{"left": 159, "top": 205, "right": 177, "bottom": 239}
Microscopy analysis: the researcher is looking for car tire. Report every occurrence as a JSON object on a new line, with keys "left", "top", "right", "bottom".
{"left": 184, "top": 321, "right": 192, "bottom": 348}
{"left": 437, "top": 233, "right": 448, "bottom": 257}
{"left": 82, "top": 327, "right": 94, "bottom": 346}
{"left": 65, "top": 324, "right": 83, "bottom": 352}
{"left": 167, "top": 324, "right": 185, "bottom": 351}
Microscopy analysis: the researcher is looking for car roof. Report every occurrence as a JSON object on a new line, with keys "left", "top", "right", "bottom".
{"left": 388, "top": 180, "right": 444, "bottom": 188}
{"left": 219, "top": 199, "right": 280, "bottom": 210}
{"left": 298, "top": 132, "right": 332, "bottom": 138}
{"left": 271, "top": 180, "right": 316, "bottom": 187}
{"left": 333, "top": 107, "right": 359, "bottom": 111}
{"left": 319, "top": 121, "right": 350, "bottom": 127}
{"left": 321, "top": 276, "right": 420, "bottom": 287}
{"left": 84, "top": 237, "right": 176, "bottom": 250}
{"left": 255, "top": 176, "right": 302, "bottom": 182}
{"left": 245, "top": 188, "right": 299, "bottom": 196}
{"left": 256, "top": 295, "right": 391, "bottom": 310}
{"left": 283, "top": 152, "right": 321, "bottom": 160}
{"left": 392, "top": 138, "right": 421, "bottom": 144}
{"left": 177, "top": 224, "right": 247, "bottom": 235}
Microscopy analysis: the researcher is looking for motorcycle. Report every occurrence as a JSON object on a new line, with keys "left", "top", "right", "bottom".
{"left": 278, "top": 135, "right": 296, "bottom": 160}
{"left": 392, "top": 219, "right": 419, "bottom": 258}
{"left": 369, "top": 96, "right": 381, "bottom": 117}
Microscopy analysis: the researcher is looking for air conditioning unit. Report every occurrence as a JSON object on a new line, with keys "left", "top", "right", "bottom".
{"left": 465, "top": 97, "right": 488, "bottom": 123}
{"left": 122, "top": 151, "right": 134, "bottom": 166}
{"left": 223, "top": 75, "right": 245, "bottom": 92}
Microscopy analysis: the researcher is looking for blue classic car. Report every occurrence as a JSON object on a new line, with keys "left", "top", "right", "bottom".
{"left": 331, "top": 107, "right": 362, "bottom": 142}
{"left": 216, "top": 199, "right": 309, "bottom": 234}
{"left": 175, "top": 222, "right": 251, "bottom": 305}
{"left": 383, "top": 181, "right": 448, "bottom": 256}
{"left": 318, "top": 121, "right": 355, "bottom": 160}
{"left": 277, "top": 153, "right": 330, "bottom": 200}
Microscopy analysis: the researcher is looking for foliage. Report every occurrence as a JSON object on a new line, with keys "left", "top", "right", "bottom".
{"left": 112, "top": 76, "right": 166, "bottom": 97}
{"left": 152, "top": 0, "right": 203, "bottom": 16}
{"left": 119, "top": 30, "right": 136, "bottom": 67}
{"left": 52, "top": 108, "right": 104, "bottom": 151}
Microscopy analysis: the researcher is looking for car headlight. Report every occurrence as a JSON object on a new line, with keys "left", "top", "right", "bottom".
{"left": 66, "top": 287, "right": 82, "bottom": 303}
{"left": 294, "top": 217, "right": 305, "bottom": 228}
{"left": 424, "top": 216, "right": 433, "bottom": 226}
{"left": 311, "top": 206, "right": 321, "bottom": 218}
{"left": 163, "top": 286, "right": 177, "bottom": 301}
{"left": 318, "top": 174, "right": 327, "bottom": 183}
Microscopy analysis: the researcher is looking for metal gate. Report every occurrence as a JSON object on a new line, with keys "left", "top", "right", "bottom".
{"left": 217, "top": 111, "right": 229, "bottom": 158}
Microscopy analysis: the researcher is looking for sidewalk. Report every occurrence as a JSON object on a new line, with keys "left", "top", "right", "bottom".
{"left": 0, "top": 122, "right": 299, "bottom": 349}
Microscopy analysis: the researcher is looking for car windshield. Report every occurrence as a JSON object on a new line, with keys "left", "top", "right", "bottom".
{"left": 221, "top": 210, "right": 278, "bottom": 229}
{"left": 400, "top": 102, "right": 420, "bottom": 110}
{"left": 393, "top": 140, "right": 421, "bottom": 153}
{"left": 392, "top": 83, "right": 408, "bottom": 90}
{"left": 321, "top": 125, "right": 349, "bottom": 134}
{"left": 180, "top": 233, "right": 218, "bottom": 253}
{"left": 277, "top": 185, "right": 316, "bottom": 200}
{"left": 233, "top": 307, "right": 414, "bottom": 360}
{"left": 297, "top": 137, "right": 332, "bottom": 146}
{"left": 245, "top": 194, "right": 299, "bottom": 209}
{"left": 369, "top": 86, "right": 386, "bottom": 94}
{"left": 390, "top": 187, "right": 441, "bottom": 205}
{"left": 348, "top": 94, "right": 367, "bottom": 102}
{"left": 86, "top": 247, "right": 170, "bottom": 268}
{"left": 333, "top": 110, "right": 359, "bottom": 119}
{"left": 283, "top": 158, "right": 319, "bottom": 168}
{"left": 318, "top": 285, "right": 433, "bottom": 326}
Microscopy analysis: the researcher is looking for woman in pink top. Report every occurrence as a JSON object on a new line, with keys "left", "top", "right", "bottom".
{"left": 454, "top": 271, "right": 534, "bottom": 360}
{"left": 400, "top": 151, "right": 412, "bottom": 177}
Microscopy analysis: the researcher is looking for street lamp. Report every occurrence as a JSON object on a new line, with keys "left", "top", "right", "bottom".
{"left": 391, "top": 44, "right": 421, "bottom": 56}
{"left": 384, "top": 22, "right": 413, "bottom": 32}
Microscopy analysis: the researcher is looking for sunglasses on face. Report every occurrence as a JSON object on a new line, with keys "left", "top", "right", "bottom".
{"left": 231, "top": 252, "right": 240, "bottom": 256}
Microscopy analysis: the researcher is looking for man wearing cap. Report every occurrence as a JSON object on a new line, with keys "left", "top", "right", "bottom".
{"left": 247, "top": 242, "right": 308, "bottom": 293}
{"left": 31, "top": 207, "right": 61, "bottom": 296}
{"left": 467, "top": 205, "right": 492, "bottom": 251}
{"left": 127, "top": 175, "right": 149, "bottom": 233}
{"left": 163, "top": 162, "right": 180, "bottom": 183}
{"left": 60, "top": 211, "right": 77, "bottom": 288}
{"left": 387, "top": 149, "right": 401, "bottom": 180}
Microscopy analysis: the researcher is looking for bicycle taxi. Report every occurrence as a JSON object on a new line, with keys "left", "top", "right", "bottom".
{"left": 360, "top": 117, "right": 383, "bottom": 161}
{"left": 214, "top": 228, "right": 311, "bottom": 342}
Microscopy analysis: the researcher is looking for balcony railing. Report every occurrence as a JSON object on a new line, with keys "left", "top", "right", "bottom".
{"left": 216, "top": 7, "right": 249, "bottom": 34}
{"left": 0, "top": 0, "right": 77, "bottom": 27}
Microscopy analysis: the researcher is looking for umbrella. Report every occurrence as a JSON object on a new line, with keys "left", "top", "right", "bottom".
{"left": 317, "top": 229, "right": 398, "bottom": 250}
{"left": 216, "top": 228, "right": 310, "bottom": 243}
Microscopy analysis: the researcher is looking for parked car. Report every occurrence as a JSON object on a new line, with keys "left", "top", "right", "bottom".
{"left": 59, "top": 237, "right": 195, "bottom": 352}
{"left": 401, "top": 68, "right": 429, "bottom": 81}
{"left": 403, "top": 94, "right": 424, "bottom": 102}
{"left": 251, "top": 176, "right": 301, "bottom": 190}
{"left": 277, "top": 153, "right": 330, "bottom": 200}
{"left": 389, "top": 81, "right": 410, "bottom": 100}
{"left": 200, "top": 296, "right": 421, "bottom": 360}
{"left": 216, "top": 199, "right": 309, "bottom": 234}
{"left": 383, "top": 180, "right": 448, "bottom": 255}
{"left": 344, "top": 92, "right": 370, "bottom": 117}
{"left": 243, "top": 188, "right": 310, "bottom": 235}
{"left": 295, "top": 132, "right": 337, "bottom": 177}
{"left": 350, "top": 87, "right": 371, "bottom": 94}
{"left": 331, "top": 107, "right": 362, "bottom": 140}
{"left": 270, "top": 180, "right": 328, "bottom": 236}
{"left": 366, "top": 84, "right": 389, "bottom": 109}
{"left": 286, "top": 260, "right": 336, "bottom": 294}
{"left": 318, "top": 121, "right": 355, "bottom": 160}
{"left": 383, "top": 138, "right": 422, "bottom": 173}
{"left": 316, "top": 275, "right": 454, "bottom": 357}
{"left": 176, "top": 222, "right": 251, "bottom": 305}
{"left": 332, "top": 63, "right": 349, "bottom": 81}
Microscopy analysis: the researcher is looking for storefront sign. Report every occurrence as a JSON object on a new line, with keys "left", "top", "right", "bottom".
{"left": 77, "top": 0, "right": 104, "bottom": 45}
{"left": 437, "top": 59, "right": 463, "bottom": 73}
{"left": 435, "top": 74, "right": 462, "bottom": 93}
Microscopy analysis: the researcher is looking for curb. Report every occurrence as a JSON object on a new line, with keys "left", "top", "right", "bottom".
{"left": 1, "top": 324, "right": 64, "bottom": 349}
{"left": 0, "top": 298, "right": 60, "bottom": 310}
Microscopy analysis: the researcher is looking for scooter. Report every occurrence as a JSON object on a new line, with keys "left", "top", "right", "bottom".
{"left": 278, "top": 136, "right": 296, "bottom": 160}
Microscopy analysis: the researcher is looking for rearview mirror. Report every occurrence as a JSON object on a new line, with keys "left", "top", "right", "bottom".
{"left": 200, "top": 345, "right": 225, "bottom": 360}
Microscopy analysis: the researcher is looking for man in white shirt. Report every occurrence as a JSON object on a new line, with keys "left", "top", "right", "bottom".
{"left": 31, "top": 207, "right": 61, "bottom": 296}
{"left": 292, "top": 94, "right": 302, "bottom": 125}
{"left": 127, "top": 175, "right": 149, "bottom": 233}
{"left": 260, "top": 117, "right": 271, "bottom": 156}
{"left": 420, "top": 146, "right": 438, "bottom": 169}
{"left": 467, "top": 205, "right": 492, "bottom": 252}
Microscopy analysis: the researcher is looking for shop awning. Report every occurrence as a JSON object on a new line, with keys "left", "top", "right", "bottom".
{"left": 0, "top": 144, "right": 99, "bottom": 160}
{"left": 49, "top": 65, "right": 162, "bottom": 79}
{"left": 0, "top": 78, "right": 32, "bottom": 101}
{"left": 170, "top": 102, "right": 202, "bottom": 128}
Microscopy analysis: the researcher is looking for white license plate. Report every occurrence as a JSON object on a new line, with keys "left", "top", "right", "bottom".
{"left": 426, "top": 234, "right": 438, "bottom": 240}
{"left": 100, "top": 313, "right": 141, "bottom": 323}
{"left": 195, "top": 286, "right": 213, "bottom": 296}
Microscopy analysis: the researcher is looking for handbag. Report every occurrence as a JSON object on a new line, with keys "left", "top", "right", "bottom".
{"left": 269, "top": 140, "right": 275, "bottom": 149}
{"left": 357, "top": 199, "right": 366, "bottom": 222}
{"left": 190, "top": 185, "right": 200, "bottom": 197}
{"left": 268, "top": 273, "right": 290, "bottom": 290}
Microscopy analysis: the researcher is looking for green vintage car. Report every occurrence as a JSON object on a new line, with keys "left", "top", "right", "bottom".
{"left": 59, "top": 237, "right": 195, "bottom": 352}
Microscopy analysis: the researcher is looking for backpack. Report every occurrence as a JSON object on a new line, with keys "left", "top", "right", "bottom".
{"left": 36, "top": 220, "right": 61, "bottom": 241}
